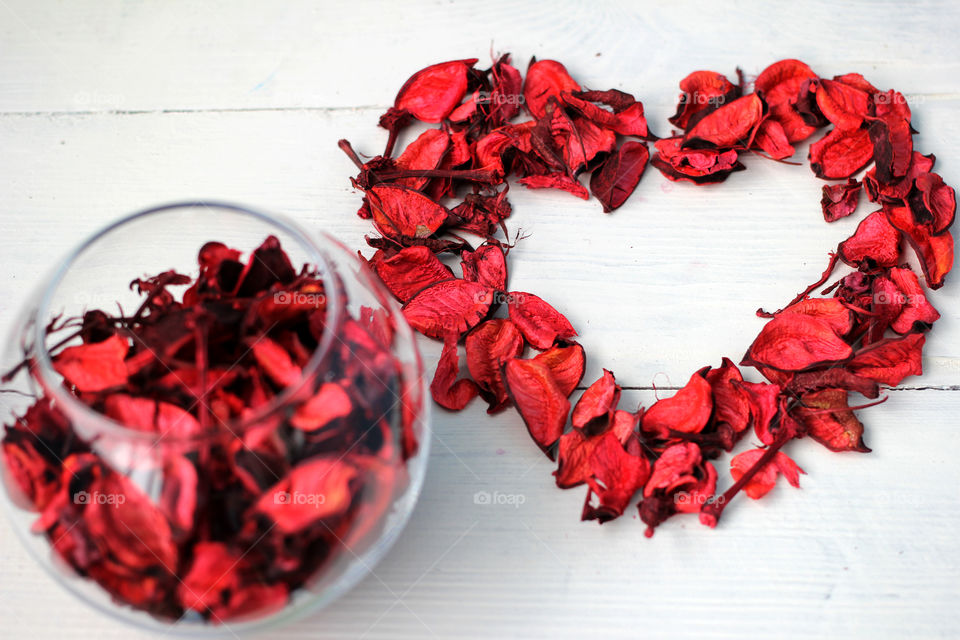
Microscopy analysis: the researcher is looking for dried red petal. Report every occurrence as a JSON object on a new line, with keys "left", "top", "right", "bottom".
{"left": 821, "top": 178, "right": 862, "bottom": 222}
{"left": 837, "top": 210, "right": 902, "bottom": 268}
{"left": 291, "top": 383, "right": 353, "bottom": 431}
{"left": 888, "top": 266, "right": 940, "bottom": 333}
{"left": 430, "top": 338, "right": 479, "bottom": 411}
{"left": 670, "top": 70, "right": 738, "bottom": 130}
{"left": 507, "top": 292, "right": 577, "bottom": 350}
{"left": 518, "top": 172, "right": 590, "bottom": 199}
{"left": 402, "top": 279, "right": 493, "bottom": 339}
{"left": 367, "top": 184, "right": 450, "bottom": 241}
{"left": 847, "top": 333, "right": 924, "bottom": 386}
{"left": 755, "top": 59, "right": 820, "bottom": 143}
{"left": 465, "top": 319, "right": 524, "bottom": 412}
{"left": 742, "top": 313, "right": 853, "bottom": 371}
{"left": 460, "top": 243, "right": 507, "bottom": 292}
{"left": 868, "top": 115, "right": 914, "bottom": 184}
{"left": 914, "top": 172, "right": 956, "bottom": 234}
{"left": 683, "top": 94, "right": 763, "bottom": 149}
{"left": 652, "top": 136, "right": 744, "bottom": 183}
{"left": 52, "top": 334, "right": 129, "bottom": 392}
{"left": 752, "top": 118, "right": 795, "bottom": 160}
{"left": 797, "top": 389, "right": 869, "bottom": 452}
{"left": 251, "top": 337, "right": 302, "bottom": 387}
{"left": 885, "top": 205, "right": 954, "bottom": 289}
{"left": 523, "top": 59, "right": 581, "bottom": 120}
{"left": 503, "top": 358, "right": 571, "bottom": 458}
{"left": 394, "top": 129, "right": 450, "bottom": 189}
{"left": 589, "top": 141, "right": 649, "bottom": 212}
{"left": 554, "top": 428, "right": 600, "bottom": 489}
{"left": 730, "top": 449, "right": 804, "bottom": 499}
{"left": 255, "top": 456, "right": 357, "bottom": 534}
{"left": 370, "top": 246, "right": 454, "bottom": 303}
{"left": 562, "top": 89, "right": 649, "bottom": 138}
{"left": 178, "top": 542, "right": 241, "bottom": 612}
{"left": 531, "top": 343, "right": 586, "bottom": 397}
{"left": 104, "top": 394, "right": 202, "bottom": 438}
{"left": 392, "top": 59, "right": 477, "bottom": 123}
{"left": 705, "top": 358, "right": 750, "bottom": 434}
{"left": 571, "top": 369, "right": 620, "bottom": 434}
{"left": 816, "top": 79, "right": 870, "bottom": 130}
{"left": 644, "top": 442, "right": 702, "bottom": 497}
{"left": 641, "top": 368, "right": 713, "bottom": 436}
{"left": 582, "top": 432, "right": 651, "bottom": 523}
{"left": 809, "top": 127, "right": 874, "bottom": 180}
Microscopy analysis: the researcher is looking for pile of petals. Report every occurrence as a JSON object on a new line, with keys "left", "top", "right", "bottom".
{"left": 341, "top": 55, "right": 955, "bottom": 536}
{"left": 1, "top": 237, "right": 417, "bottom": 621}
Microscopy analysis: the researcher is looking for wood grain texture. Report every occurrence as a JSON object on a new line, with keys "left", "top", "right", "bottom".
{"left": 0, "top": 1, "right": 958, "bottom": 638}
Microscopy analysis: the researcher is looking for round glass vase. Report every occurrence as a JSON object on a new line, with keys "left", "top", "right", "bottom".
{"left": 0, "top": 202, "right": 429, "bottom": 635}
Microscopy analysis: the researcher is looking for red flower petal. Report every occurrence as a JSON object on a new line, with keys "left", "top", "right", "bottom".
{"left": 52, "top": 334, "right": 129, "bottom": 392}
{"left": 730, "top": 449, "right": 804, "bottom": 500}
{"left": 641, "top": 368, "right": 713, "bottom": 436}
{"left": 465, "top": 319, "right": 524, "bottom": 412}
{"left": 503, "top": 358, "right": 570, "bottom": 458}
{"left": 571, "top": 369, "right": 620, "bottom": 434}
{"left": 507, "top": 292, "right": 577, "bottom": 350}
{"left": 402, "top": 279, "right": 493, "bottom": 340}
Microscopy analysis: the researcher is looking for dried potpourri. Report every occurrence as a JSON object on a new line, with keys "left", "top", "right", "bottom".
{"left": 341, "top": 55, "right": 954, "bottom": 536}
{"left": 1, "top": 237, "right": 419, "bottom": 622}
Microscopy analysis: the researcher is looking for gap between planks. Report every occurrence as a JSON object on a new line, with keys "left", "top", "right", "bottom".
{"left": 3, "top": 91, "right": 960, "bottom": 119}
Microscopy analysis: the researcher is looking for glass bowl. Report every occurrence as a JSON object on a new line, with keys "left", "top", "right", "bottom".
{"left": 0, "top": 202, "right": 429, "bottom": 635}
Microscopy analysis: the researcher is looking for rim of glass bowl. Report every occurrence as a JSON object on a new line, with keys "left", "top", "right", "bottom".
{"left": 31, "top": 201, "right": 342, "bottom": 444}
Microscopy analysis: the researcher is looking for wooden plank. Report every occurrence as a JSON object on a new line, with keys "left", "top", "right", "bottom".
{"left": 0, "top": 0, "right": 959, "bottom": 113}
{"left": 0, "top": 106, "right": 957, "bottom": 389}
{"left": 1, "top": 391, "right": 958, "bottom": 638}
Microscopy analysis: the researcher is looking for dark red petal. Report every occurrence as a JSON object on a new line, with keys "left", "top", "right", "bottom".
{"left": 821, "top": 178, "right": 862, "bottom": 222}
{"left": 589, "top": 141, "right": 649, "bottom": 213}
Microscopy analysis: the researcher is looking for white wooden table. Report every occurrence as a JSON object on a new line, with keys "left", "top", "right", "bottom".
{"left": 1, "top": 1, "right": 959, "bottom": 638}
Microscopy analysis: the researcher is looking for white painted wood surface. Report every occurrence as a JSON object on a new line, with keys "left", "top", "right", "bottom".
{"left": 1, "top": 1, "right": 958, "bottom": 638}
